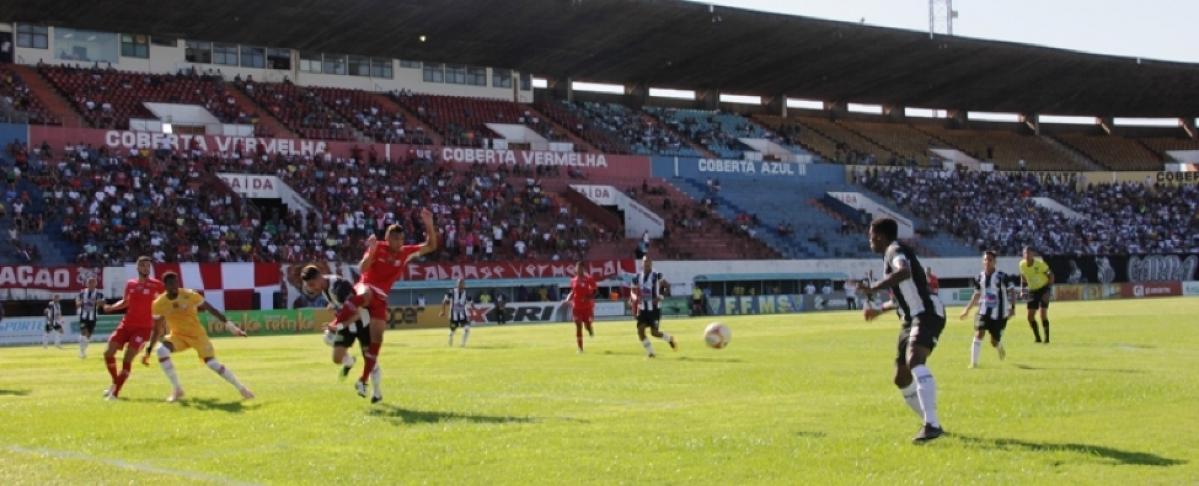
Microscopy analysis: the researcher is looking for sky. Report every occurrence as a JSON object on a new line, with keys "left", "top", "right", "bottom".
{"left": 706, "top": 0, "right": 1198, "bottom": 64}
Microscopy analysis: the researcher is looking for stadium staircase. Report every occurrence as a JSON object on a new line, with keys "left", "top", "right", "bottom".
{"left": 226, "top": 84, "right": 296, "bottom": 138}
{"left": 8, "top": 65, "right": 85, "bottom": 128}
{"left": 640, "top": 111, "right": 718, "bottom": 159}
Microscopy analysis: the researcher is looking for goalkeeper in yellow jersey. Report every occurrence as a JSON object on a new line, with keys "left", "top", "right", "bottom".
{"left": 142, "top": 271, "right": 255, "bottom": 402}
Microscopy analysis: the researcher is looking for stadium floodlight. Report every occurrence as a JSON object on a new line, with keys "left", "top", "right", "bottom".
{"left": 787, "top": 98, "right": 824, "bottom": 110}
{"left": 967, "top": 111, "right": 1021, "bottom": 123}
{"left": 1039, "top": 115, "right": 1099, "bottom": 125}
{"left": 720, "top": 94, "right": 761, "bottom": 105}
{"left": 649, "top": 88, "right": 695, "bottom": 100}
{"left": 905, "top": 107, "right": 948, "bottom": 118}
{"left": 1112, "top": 117, "right": 1181, "bottom": 127}
{"left": 572, "top": 81, "right": 624, "bottom": 94}
{"left": 847, "top": 103, "right": 883, "bottom": 115}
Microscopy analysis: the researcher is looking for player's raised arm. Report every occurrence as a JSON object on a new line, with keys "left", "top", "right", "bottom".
{"left": 359, "top": 235, "right": 381, "bottom": 274}
{"left": 415, "top": 208, "right": 438, "bottom": 257}
{"left": 200, "top": 301, "right": 246, "bottom": 337}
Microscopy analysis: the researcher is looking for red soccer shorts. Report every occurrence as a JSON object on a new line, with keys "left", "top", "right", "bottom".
{"left": 108, "top": 324, "right": 153, "bottom": 352}
{"left": 355, "top": 283, "right": 390, "bottom": 321}
{"left": 572, "top": 304, "right": 595, "bottom": 323}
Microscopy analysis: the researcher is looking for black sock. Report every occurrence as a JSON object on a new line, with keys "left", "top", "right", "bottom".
{"left": 1029, "top": 318, "right": 1042, "bottom": 341}
{"left": 1042, "top": 320, "right": 1050, "bottom": 341}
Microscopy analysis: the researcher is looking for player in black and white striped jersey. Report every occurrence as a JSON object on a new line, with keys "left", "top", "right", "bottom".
{"left": 960, "top": 250, "right": 1017, "bottom": 368}
{"left": 44, "top": 295, "right": 64, "bottom": 349}
{"left": 631, "top": 256, "right": 676, "bottom": 358}
{"left": 300, "top": 265, "right": 383, "bottom": 403}
{"left": 862, "top": 218, "right": 947, "bottom": 444}
{"left": 441, "top": 279, "right": 477, "bottom": 348}
{"left": 76, "top": 277, "right": 103, "bottom": 359}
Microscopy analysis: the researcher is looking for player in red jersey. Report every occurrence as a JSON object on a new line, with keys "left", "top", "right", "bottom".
{"left": 561, "top": 261, "right": 597, "bottom": 353}
{"left": 100, "top": 256, "right": 165, "bottom": 400}
{"left": 326, "top": 208, "right": 437, "bottom": 399}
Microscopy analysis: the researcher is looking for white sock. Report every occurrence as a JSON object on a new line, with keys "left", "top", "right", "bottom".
{"left": 899, "top": 382, "right": 922, "bottom": 417}
{"left": 641, "top": 339, "right": 655, "bottom": 356}
{"left": 55, "top": 331, "right": 62, "bottom": 347}
{"left": 911, "top": 365, "right": 940, "bottom": 428}
{"left": 206, "top": 359, "right": 244, "bottom": 390}
{"left": 341, "top": 354, "right": 356, "bottom": 370}
{"left": 156, "top": 346, "right": 182, "bottom": 390}
{"left": 370, "top": 365, "right": 382, "bottom": 397}
{"left": 79, "top": 335, "right": 87, "bottom": 354}
{"left": 995, "top": 341, "right": 1006, "bottom": 359}
{"left": 971, "top": 338, "right": 982, "bottom": 367}
{"left": 448, "top": 330, "right": 456, "bottom": 346}
{"left": 43, "top": 333, "right": 48, "bottom": 347}
{"left": 658, "top": 332, "right": 673, "bottom": 343}
{"left": 461, "top": 327, "right": 471, "bottom": 347}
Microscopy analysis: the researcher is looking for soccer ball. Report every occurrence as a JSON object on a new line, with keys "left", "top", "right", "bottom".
{"left": 703, "top": 322, "right": 731, "bottom": 349}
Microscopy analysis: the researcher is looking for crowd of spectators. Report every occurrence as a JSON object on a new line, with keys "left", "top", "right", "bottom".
{"left": 0, "top": 66, "right": 60, "bottom": 125}
{"left": 559, "top": 101, "right": 697, "bottom": 156}
{"left": 855, "top": 166, "right": 1199, "bottom": 255}
{"left": 642, "top": 108, "right": 762, "bottom": 159}
{"left": 237, "top": 78, "right": 354, "bottom": 140}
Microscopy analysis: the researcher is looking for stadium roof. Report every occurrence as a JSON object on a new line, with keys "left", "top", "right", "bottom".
{"left": 3, "top": 0, "right": 1198, "bottom": 117}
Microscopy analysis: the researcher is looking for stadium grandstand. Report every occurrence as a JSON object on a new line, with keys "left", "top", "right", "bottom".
{"left": 0, "top": 0, "right": 1196, "bottom": 267}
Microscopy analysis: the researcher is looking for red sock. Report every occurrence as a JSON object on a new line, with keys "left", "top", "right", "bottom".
{"left": 113, "top": 369, "right": 130, "bottom": 397}
{"left": 104, "top": 356, "right": 118, "bottom": 381}
{"left": 334, "top": 293, "right": 367, "bottom": 324}
{"left": 576, "top": 324, "right": 583, "bottom": 350}
{"left": 360, "top": 342, "right": 381, "bottom": 382}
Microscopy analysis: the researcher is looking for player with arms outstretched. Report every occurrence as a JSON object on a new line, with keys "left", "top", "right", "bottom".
{"left": 100, "top": 256, "right": 165, "bottom": 400}
{"left": 959, "top": 250, "right": 1017, "bottom": 368}
{"left": 142, "top": 272, "right": 254, "bottom": 402}
{"left": 562, "top": 261, "right": 597, "bottom": 353}
{"left": 325, "top": 209, "right": 437, "bottom": 399}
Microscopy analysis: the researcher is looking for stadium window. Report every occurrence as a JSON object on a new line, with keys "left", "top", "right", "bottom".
{"left": 370, "top": 58, "right": 393, "bottom": 79}
{"left": 520, "top": 73, "right": 532, "bottom": 90}
{"left": 493, "top": 69, "right": 512, "bottom": 88}
{"left": 967, "top": 111, "right": 1021, "bottom": 123}
{"left": 1038, "top": 114, "right": 1098, "bottom": 125}
{"left": 445, "top": 64, "right": 467, "bottom": 85}
{"left": 467, "top": 66, "right": 487, "bottom": 86}
{"left": 16, "top": 25, "right": 48, "bottom": 49}
{"left": 212, "top": 43, "right": 239, "bottom": 66}
{"left": 573, "top": 81, "right": 624, "bottom": 94}
{"left": 1112, "top": 117, "right": 1180, "bottom": 127}
{"left": 905, "top": 107, "right": 948, "bottom": 118}
{"left": 185, "top": 41, "right": 212, "bottom": 64}
{"left": 120, "top": 34, "right": 150, "bottom": 58}
{"left": 323, "top": 54, "right": 347, "bottom": 75}
{"left": 150, "top": 36, "right": 178, "bottom": 47}
{"left": 240, "top": 46, "right": 265, "bottom": 69}
{"left": 423, "top": 62, "right": 444, "bottom": 83}
{"left": 399, "top": 59, "right": 421, "bottom": 69}
{"left": 299, "top": 51, "right": 322, "bottom": 73}
{"left": 847, "top": 103, "right": 883, "bottom": 115}
{"left": 787, "top": 98, "right": 824, "bottom": 110}
{"left": 267, "top": 48, "right": 291, "bottom": 70}
{"left": 347, "top": 55, "right": 370, "bottom": 77}
{"left": 55, "top": 28, "right": 118, "bottom": 63}
{"left": 720, "top": 94, "right": 762, "bottom": 105}
{"left": 649, "top": 88, "right": 695, "bottom": 100}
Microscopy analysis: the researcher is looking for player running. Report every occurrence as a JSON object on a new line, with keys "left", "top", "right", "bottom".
{"left": 861, "top": 218, "right": 947, "bottom": 443}
{"left": 1018, "top": 246, "right": 1054, "bottom": 343}
{"left": 562, "top": 261, "right": 597, "bottom": 353}
{"left": 325, "top": 209, "right": 437, "bottom": 399}
{"left": 101, "top": 256, "right": 165, "bottom": 400}
{"left": 630, "top": 256, "right": 676, "bottom": 358}
{"left": 959, "top": 250, "right": 1016, "bottom": 368}
{"left": 142, "top": 272, "right": 254, "bottom": 402}
{"left": 301, "top": 266, "right": 384, "bottom": 402}
{"left": 76, "top": 278, "right": 103, "bottom": 359}
{"left": 440, "top": 278, "right": 478, "bottom": 348}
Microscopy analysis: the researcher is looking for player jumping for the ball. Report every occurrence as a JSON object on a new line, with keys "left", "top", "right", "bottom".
{"left": 101, "top": 256, "right": 165, "bottom": 400}
{"left": 302, "top": 266, "right": 383, "bottom": 402}
{"left": 325, "top": 209, "right": 437, "bottom": 400}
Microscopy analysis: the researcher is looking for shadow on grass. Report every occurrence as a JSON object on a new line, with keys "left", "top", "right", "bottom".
{"left": 125, "top": 396, "right": 259, "bottom": 413}
{"left": 368, "top": 404, "right": 535, "bottom": 426}
{"left": 795, "top": 431, "right": 827, "bottom": 438}
{"left": 676, "top": 356, "right": 744, "bottom": 363}
{"left": 1012, "top": 364, "right": 1145, "bottom": 374}
{"left": 0, "top": 389, "right": 31, "bottom": 397}
{"left": 597, "top": 350, "right": 742, "bottom": 363}
{"left": 955, "top": 435, "right": 1185, "bottom": 467}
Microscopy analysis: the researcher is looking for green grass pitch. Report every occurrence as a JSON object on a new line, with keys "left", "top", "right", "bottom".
{"left": 2, "top": 298, "right": 1197, "bottom": 485}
